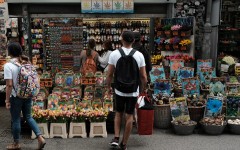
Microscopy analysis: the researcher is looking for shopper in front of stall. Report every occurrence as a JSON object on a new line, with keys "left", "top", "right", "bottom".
{"left": 133, "top": 31, "right": 152, "bottom": 83}
{"left": 80, "top": 39, "right": 99, "bottom": 75}
{"left": 4, "top": 42, "right": 46, "bottom": 150}
{"left": 98, "top": 40, "right": 113, "bottom": 72}
{"left": 107, "top": 31, "right": 147, "bottom": 150}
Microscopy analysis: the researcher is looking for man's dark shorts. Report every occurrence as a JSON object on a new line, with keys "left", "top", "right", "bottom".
{"left": 115, "top": 94, "right": 137, "bottom": 114}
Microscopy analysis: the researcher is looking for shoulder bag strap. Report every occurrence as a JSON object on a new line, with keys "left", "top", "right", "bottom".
{"left": 129, "top": 49, "right": 136, "bottom": 56}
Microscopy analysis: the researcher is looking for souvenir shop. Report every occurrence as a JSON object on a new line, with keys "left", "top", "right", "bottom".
{"left": 1, "top": 0, "right": 240, "bottom": 137}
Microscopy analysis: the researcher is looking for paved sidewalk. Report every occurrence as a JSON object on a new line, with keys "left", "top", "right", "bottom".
{"left": 1, "top": 107, "right": 240, "bottom": 150}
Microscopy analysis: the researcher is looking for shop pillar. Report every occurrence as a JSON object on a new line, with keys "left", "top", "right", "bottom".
{"left": 202, "top": 0, "right": 212, "bottom": 60}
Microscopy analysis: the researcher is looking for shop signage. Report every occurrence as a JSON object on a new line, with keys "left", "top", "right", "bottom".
{"left": 81, "top": 0, "right": 134, "bottom": 13}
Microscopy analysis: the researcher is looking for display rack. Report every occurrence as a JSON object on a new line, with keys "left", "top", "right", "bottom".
{"left": 82, "top": 18, "right": 150, "bottom": 52}
{"left": 44, "top": 18, "right": 83, "bottom": 75}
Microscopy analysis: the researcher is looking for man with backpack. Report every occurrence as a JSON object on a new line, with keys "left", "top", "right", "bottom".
{"left": 107, "top": 31, "right": 148, "bottom": 150}
{"left": 4, "top": 42, "right": 45, "bottom": 150}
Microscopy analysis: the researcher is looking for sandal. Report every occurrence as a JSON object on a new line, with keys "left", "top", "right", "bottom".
{"left": 38, "top": 138, "right": 46, "bottom": 150}
{"left": 6, "top": 143, "right": 21, "bottom": 150}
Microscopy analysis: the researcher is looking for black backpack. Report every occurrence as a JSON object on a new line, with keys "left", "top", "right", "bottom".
{"left": 114, "top": 48, "right": 139, "bottom": 93}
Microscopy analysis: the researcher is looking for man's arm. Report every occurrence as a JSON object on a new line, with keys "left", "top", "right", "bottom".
{"left": 106, "top": 64, "right": 115, "bottom": 90}
{"left": 5, "top": 79, "right": 13, "bottom": 109}
{"left": 139, "top": 66, "right": 148, "bottom": 91}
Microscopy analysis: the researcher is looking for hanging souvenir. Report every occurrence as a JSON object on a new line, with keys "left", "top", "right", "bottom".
{"left": 73, "top": 72, "right": 82, "bottom": 86}
{"left": 65, "top": 72, "right": 74, "bottom": 87}
{"left": 83, "top": 86, "right": 94, "bottom": 101}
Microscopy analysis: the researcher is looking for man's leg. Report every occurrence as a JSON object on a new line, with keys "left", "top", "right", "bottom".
{"left": 121, "top": 96, "right": 137, "bottom": 148}
{"left": 109, "top": 94, "right": 125, "bottom": 147}
{"left": 114, "top": 112, "right": 123, "bottom": 138}
{"left": 122, "top": 113, "right": 133, "bottom": 145}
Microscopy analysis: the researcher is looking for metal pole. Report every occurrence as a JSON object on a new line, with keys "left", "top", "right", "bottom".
{"left": 202, "top": 0, "right": 213, "bottom": 59}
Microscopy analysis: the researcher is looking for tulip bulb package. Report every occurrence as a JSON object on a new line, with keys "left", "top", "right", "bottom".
{"left": 209, "top": 77, "right": 226, "bottom": 96}
{"left": 150, "top": 65, "right": 165, "bottom": 83}
{"left": 204, "top": 96, "right": 223, "bottom": 118}
{"left": 197, "top": 59, "right": 212, "bottom": 74}
{"left": 169, "top": 97, "right": 190, "bottom": 121}
{"left": 170, "top": 59, "right": 184, "bottom": 78}
{"left": 177, "top": 67, "right": 194, "bottom": 83}
{"left": 182, "top": 77, "right": 200, "bottom": 96}
{"left": 226, "top": 96, "right": 240, "bottom": 118}
{"left": 153, "top": 79, "right": 171, "bottom": 95}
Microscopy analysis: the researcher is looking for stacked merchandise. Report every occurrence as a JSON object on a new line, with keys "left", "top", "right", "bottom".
{"left": 44, "top": 18, "right": 83, "bottom": 74}
{"left": 31, "top": 19, "right": 44, "bottom": 69}
{"left": 83, "top": 19, "right": 150, "bottom": 52}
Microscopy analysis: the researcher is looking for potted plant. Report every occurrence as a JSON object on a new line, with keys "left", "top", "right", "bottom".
{"left": 32, "top": 106, "right": 49, "bottom": 139}
{"left": 180, "top": 26, "right": 192, "bottom": 37}
{"left": 179, "top": 39, "right": 192, "bottom": 51}
{"left": 171, "top": 25, "right": 182, "bottom": 36}
{"left": 163, "top": 25, "right": 172, "bottom": 37}
{"left": 89, "top": 109, "right": 108, "bottom": 138}
{"left": 69, "top": 109, "right": 88, "bottom": 138}
{"left": 48, "top": 110, "right": 70, "bottom": 138}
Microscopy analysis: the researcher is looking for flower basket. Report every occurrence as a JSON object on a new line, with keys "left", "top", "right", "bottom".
{"left": 188, "top": 106, "right": 205, "bottom": 123}
{"left": 171, "top": 121, "right": 197, "bottom": 135}
{"left": 201, "top": 122, "right": 227, "bottom": 135}
{"left": 228, "top": 123, "right": 240, "bottom": 134}
{"left": 180, "top": 30, "right": 192, "bottom": 37}
{"left": 153, "top": 105, "right": 172, "bottom": 129}
{"left": 50, "top": 123, "right": 68, "bottom": 138}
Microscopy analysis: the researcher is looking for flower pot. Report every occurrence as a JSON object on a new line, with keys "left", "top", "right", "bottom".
{"left": 31, "top": 123, "right": 49, "bottom": 139}
{"left": 180, "top": 30, "right": 191, "bottom": 37}
{"left": 172, "top": 30, "right": 179, "bottom": 36}
{"left": 68, "top": 122, "right": 87, "bottom": 138}
{"left": 173, "top": 44, "right": 179, "bottom": 50}
{"left": 89, "top": 122, "right": 107, "bottom": 138}
{"left": 165, "top": 44, "right": 172, "bottom": 51}
{"left": 164, "top": 30, "right": 172, "bottom": 37}
{"left": 201, "top": 122, "right": 227, "bottom": 135}
{"left": 153, "top": 105, "right": 172, "bottom": 129}
{"left": 172, "top": 122, "right": 197, "bottom": 135}
{"left": 49, "top": 123, "right": 68, "bottom": 138}
{"left": 180, "top": 45, "right": 190, "bottom": 51}
{"left": 188, "top": 106, "right": 205, "bottom": 123}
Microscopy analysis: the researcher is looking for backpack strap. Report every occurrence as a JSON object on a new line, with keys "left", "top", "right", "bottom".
{"left": 129, "top": 49, "right": 137, "bottom": 56}
{"left": 118, "top": 48, "right": 126, "bottom": 57}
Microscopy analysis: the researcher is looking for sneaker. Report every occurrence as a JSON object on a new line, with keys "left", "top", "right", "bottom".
{"left": 120, "top": 143, "right": 127, "bottom": 150}
{"left": 109, "top": 138, "right": 119, "bottom": 148}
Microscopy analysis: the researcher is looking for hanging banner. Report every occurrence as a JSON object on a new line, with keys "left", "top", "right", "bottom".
{"left": 112, "top": 0, "right": 124, "bottom": 13}
{"left": 102, "top": 0, "right": 113, "bottom": 13}
{"left": 92, "top": 0, "right": 103, "bottom": 13}
{"left": 123, "top": 0, "right": 134, "bottom": 13}
{"left": 81, "top": 0, "right": 92, "bottom": 13}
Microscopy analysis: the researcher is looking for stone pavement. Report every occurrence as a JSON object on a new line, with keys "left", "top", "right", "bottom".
{"left": 1, "top": 107, "right": 240, "bottom": 150}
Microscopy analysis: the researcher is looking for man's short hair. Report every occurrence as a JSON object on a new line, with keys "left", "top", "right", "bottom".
{"left": 121, "top": 30, "right": 135, "bottom": 44}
